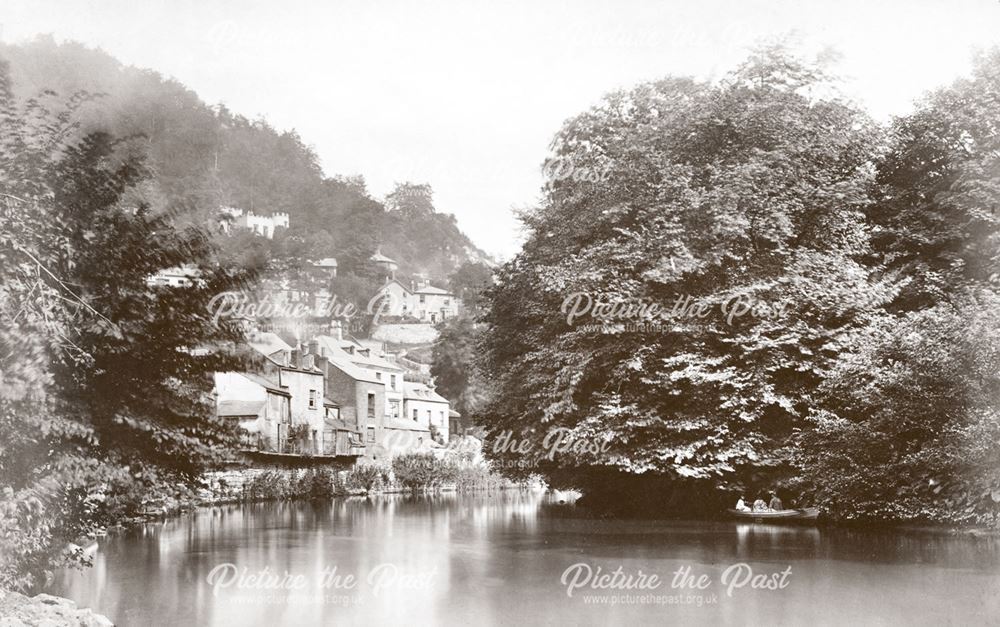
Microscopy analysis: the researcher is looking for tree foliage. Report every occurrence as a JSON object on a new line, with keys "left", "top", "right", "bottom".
{"left": 0, "top": 36, "right": 493, "bottom": 286}
{"left": 794, "top": 50, "right": 1000, "bottom": 524}
{"left": 0, "top": 57, "right": 250, "bottom": 590}
{"left": 431, "top": 316, "right": 490, "bottom": 421}
{"left": 479, "top": 45, "right": 1000, "bottom": 525}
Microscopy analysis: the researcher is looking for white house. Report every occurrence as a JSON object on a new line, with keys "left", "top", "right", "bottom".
{"left": 372, "top": 279, "right": 460, "bottom": 323}
{"left": 412, "top": 283, "right": 458, "bottom": 322}
{"left": 220, "top": 206, "right": 289, "bottom": 239}
{"left": 214, "top": 372, "right": 291, "bottom": 451}
{"left": 147, "top": 264, "right": 201, "bottom": 288}
{"left": 403, "top": 381, "right": 450, "bottom": 442}
{"left": 314, "top": 334, "right": 406, "bottom": 423}
{"left": 311, "top": 257, "right": 338, "bottom": 278}
{"left": 214, "top": 334, "right": 365, "bottom": 457}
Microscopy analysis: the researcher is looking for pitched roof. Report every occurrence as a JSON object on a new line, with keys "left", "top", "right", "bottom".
{"left": 383, "top": 419, "right": 431, "bottom": 432}
{"left": 313, "top": 257, "right": 338, "bottom": 267}
{"left": 248, "top": 332, "right": 292, "bottom": 357}
{"left": 414, "top": 284, "right": 451, "bottom": 295}
{"left": 218, "top": 400, "right": 265, "bottom": 417}
{"left": 344, "top": 342, "right": 405, "bottom": 372}
{"left": 155, "top": 264, "right": 201, "bottom": 278}
{"left": 371, "top": 252, "right": 396, "bottom": 264}
{"left": 378, "top": 278, "right": 413, "bottom": 295}
{"left": 240, "top": 372, "right": 290, "bottom": 396}
{"left": 403, "top": 381, "right": 449, "bottom": 404}
{"left": 313, "top": 336, "right": 383, "bottom": 384}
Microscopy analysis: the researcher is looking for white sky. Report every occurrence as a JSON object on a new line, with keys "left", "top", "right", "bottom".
{"left": 3, "top": 0, "right": 1000, "bottom": 258}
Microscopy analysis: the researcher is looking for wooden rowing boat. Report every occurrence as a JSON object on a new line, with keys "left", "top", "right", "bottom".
{"left": 728, "top": 507, "right": 821, "bottom": 523}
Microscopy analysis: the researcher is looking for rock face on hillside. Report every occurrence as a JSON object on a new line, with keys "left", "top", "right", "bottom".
{"left": 0, "top": 590, "right": 114, "bottom": 626}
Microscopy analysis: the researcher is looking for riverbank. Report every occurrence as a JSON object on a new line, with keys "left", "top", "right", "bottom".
{"left": 51, "top": 490, "right": 1000, "bottom": 627}
{"left": 0, "top": 589, "right": 113, "bottom": 627}
{"left": 570, "top": 485, "right": 1000, "bottom": 535}
{"left": 105, "top": 459, "right": 533, "bottom": 530}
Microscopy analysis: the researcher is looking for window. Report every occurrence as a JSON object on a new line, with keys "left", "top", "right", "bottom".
{"left": 367, "top": 426, "right": 376, "bottom": 443}
{"left": 390, "top": 374, "right": 396, "bottom": 390}
{"left": 427, "top": 409, "right": 432, "bottom": 424}
{"left": 440, "top": 411, "right": 445, "bottom": 425}
{"left": 367, "top": 393, "right": 376, "bottom": 420}
{"left": 308, "top": 389, "right": 317, "bottom": 409}
{"left": 444, "top": 299, "right": 450, "bottom": 306}
{"left": 390, "top": 400, "right": 400, "bottom": 420}
{"left": 412, "top": 409, "right": 418, "bottom": 421}
{"left": 376, "top": 372, "right": 382, "bottom": 381}
{"left": 419, "top": 294, "right": 426, "bottom": 304}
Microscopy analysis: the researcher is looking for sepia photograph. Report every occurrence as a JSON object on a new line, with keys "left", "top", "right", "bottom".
{"left": 1, "top": 1, "right": 999, "bottom": 625}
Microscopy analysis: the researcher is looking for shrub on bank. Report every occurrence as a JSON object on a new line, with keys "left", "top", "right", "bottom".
{"left": 346, "top": 464, "right": 390, "bottom": 493}
{"left": 452, "top": 465, "right": 517, "bottom": 491}
{"left": 241, "top": 471, "right": 294, "bottom": 501}
{"left": 240, "top": 468, "right": 347, "bottom": 502}
{"left": 297, "top": 468, "right": 345, "bottom": 500}
{"left": 389, "top": 452, "right": 514, "bottom": 491}
{"left": 392, "top": 452, "right": 457, "bottom": 490}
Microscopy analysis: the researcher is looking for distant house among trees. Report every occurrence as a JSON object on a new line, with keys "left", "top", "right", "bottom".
{"left": 311, "top": 257, "right": 338, "bottom": 278}
{"left": 146, "top": 264, "right": 202, "bottom": 288}
{"left": 373, "top": 279, "right": 461, "bottom": 323}
{"left": 219, "top": 206, "right": 290, "bottom": 239}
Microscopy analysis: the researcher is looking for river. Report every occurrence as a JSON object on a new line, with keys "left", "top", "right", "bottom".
{"left": 55, "top": 490, "right": 1000, "bottom": 626}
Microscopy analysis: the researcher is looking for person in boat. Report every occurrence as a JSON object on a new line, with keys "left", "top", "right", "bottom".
{"left": 769, "top": 492, "right": 784, "bottom": 511}
{"left": 735, "top": 495, "right": 750, "bottom": 512}
{"left": 752, "top": 496, "right": 769, "bottom": 512}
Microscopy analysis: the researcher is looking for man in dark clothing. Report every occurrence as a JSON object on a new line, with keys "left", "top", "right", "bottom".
{"left": 769, "top": 493, "right": 783, "bottom": 511}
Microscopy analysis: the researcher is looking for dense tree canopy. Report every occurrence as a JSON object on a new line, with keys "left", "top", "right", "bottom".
{"left": 479, "top": 45, "right": 1000, "bottom": 524}
{"left": 794, "top": 50, "right": 1000, "bottom": 523}
{"left": 0, "top": 36, "right": 492, "bottom": 285}
{"left": 0, "top": 59, "right": 250, "bottom": 590}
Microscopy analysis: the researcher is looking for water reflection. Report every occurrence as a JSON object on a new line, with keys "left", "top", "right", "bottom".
{"left": 56, "top": 490, "right": 1000, "bottom": 626}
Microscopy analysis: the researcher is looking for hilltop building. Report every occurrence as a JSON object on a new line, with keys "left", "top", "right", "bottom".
{"left": 219, "top": 206, "right": 289, "bottom": 239}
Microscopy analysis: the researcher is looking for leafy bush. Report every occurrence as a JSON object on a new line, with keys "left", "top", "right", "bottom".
{"left": 241, "top": 471, "right": 293, "bottom": 501}
{"left": 452, "top": 465, "right": 514, "bottom": 491}
{"left": 346, "top": 463, "right": 389, "bottom": 493}
{"left": 297, "top": 468, "right": 338, "bottom": 500}
{"left": 391, "top": 452, "right": 456, "bottom": 491}
{"left": 240, "top": 468, "right": 348, "bottom": 502}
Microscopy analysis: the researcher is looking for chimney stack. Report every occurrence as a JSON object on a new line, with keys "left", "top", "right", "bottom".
{"left": 307, "top": 339, "right": 320, "bottom": 356}
{"left": 289, "top": 348, "right": 300, "bottom": 368}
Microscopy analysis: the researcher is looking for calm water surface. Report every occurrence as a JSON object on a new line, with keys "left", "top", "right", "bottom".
{"left": 56, "top": 490, "right": 1000, "bottom": 626}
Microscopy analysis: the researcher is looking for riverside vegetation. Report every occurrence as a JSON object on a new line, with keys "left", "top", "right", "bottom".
{"left": 478, "top": 43, "right": 1000, "bottom": 528}
{"left": 0, "top": 37, "right": 493, "bottom": 593}
{"left": 3, "top": 35, "right": 999, "bottom": 604}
